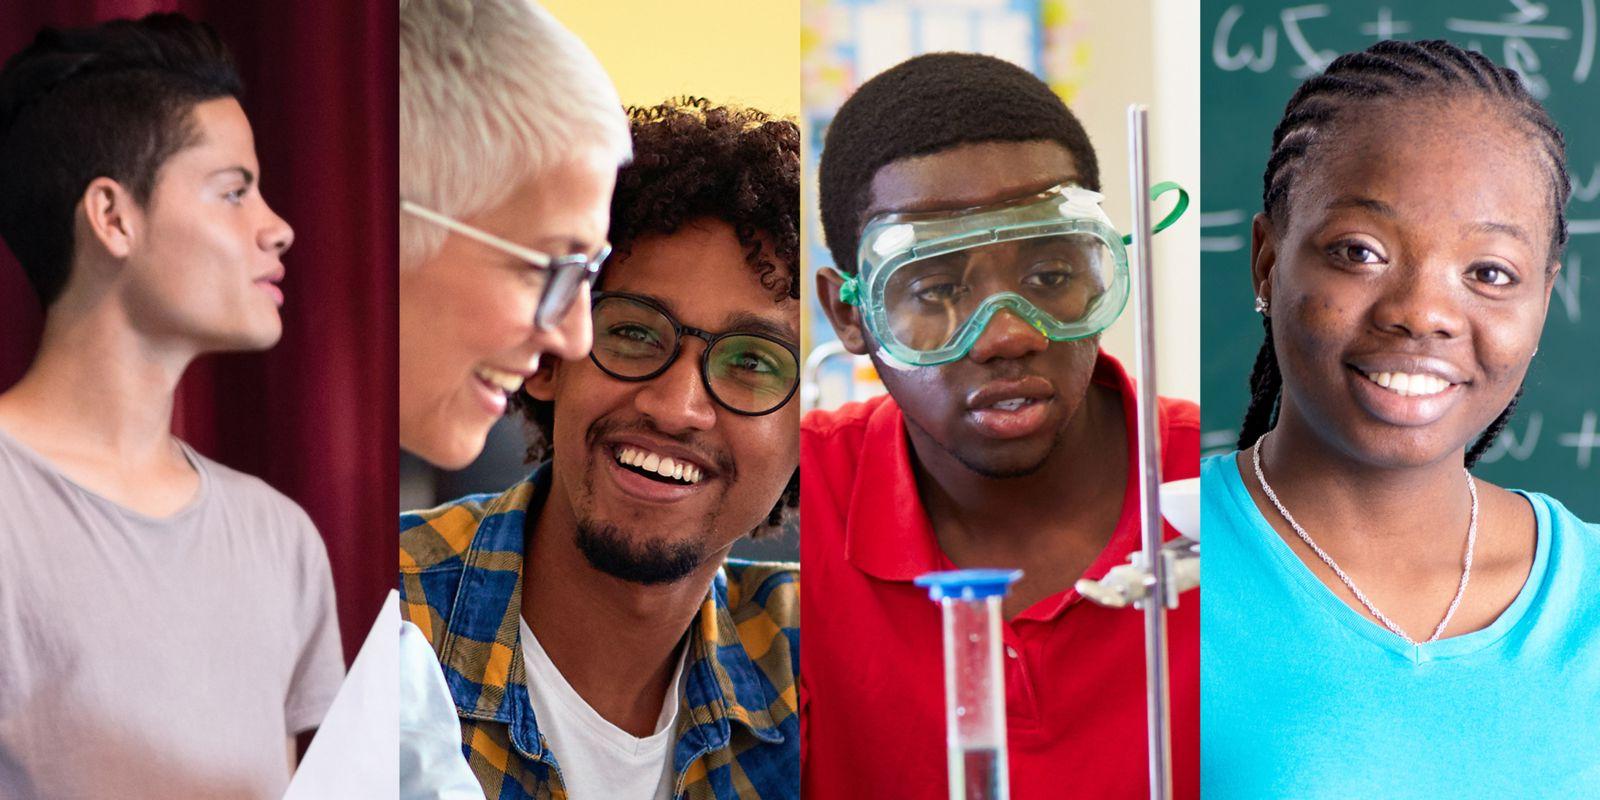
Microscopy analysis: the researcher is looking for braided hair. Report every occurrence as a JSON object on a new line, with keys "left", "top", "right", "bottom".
{"left": 1237, "top": 39, "right": 1570, "bottom": 469}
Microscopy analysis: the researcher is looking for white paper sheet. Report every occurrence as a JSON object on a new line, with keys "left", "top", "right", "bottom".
{"left": 282, "top": 592, "right": 401, "bottom": 799}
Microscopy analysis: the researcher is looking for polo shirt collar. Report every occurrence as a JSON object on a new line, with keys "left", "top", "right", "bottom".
{"left": 843, "top": 351, "right": 1165, "bottom": 620}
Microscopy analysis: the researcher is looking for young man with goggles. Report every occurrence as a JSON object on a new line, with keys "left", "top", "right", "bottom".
{"left": 801, "top": 53, "right": 1200, "bottom": 799}
{"left": 402, "top": 99, "right": 801, "bottom": 800}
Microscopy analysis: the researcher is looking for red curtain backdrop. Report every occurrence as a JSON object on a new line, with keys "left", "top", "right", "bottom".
{"left": 0, "top": 1, "right": 397, "bottom": 666}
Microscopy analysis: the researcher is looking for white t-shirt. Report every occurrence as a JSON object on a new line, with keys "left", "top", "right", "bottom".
{"left": 518, "top": 616, "right": 685, "bottom": 800}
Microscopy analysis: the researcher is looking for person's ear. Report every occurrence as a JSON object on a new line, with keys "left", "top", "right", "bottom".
{"left": 523, "top": 357, "right": 562, "bottom": 402}
{"left": 80, "top": 177, "right": 139, "bottom": 259}
{"left": 1250, "top": 212, "right": 1279, "bottom": 312}
{"left": 816, "top": 267, "right": 869, "bottom": 355}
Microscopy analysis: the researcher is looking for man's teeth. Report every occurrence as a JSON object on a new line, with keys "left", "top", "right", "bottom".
{"left": 991, "top": 398, "right": 1033, "bottom": 412}
{"left": 475, "top": 367, "right": 525, "bottom": 394}
{"left": 616, "top": 446, "right": 703, "bottom": 484}
{"left": 1366, "top": 371, "right": 1450, "bottom": 397}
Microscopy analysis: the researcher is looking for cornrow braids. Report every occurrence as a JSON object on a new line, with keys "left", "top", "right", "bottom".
{"left": 1236, "top": 317, "right": 1281, "bottom": 451}
{"left": 1262, "top": 39, "right": 1570, "bottom": 258}
{"left": 1241, "top": 39, "right": 1569, "bottom": 468}
{"left": 1237, "top": 317, "right": 1525, "bottom": 466}
{"left": 1465, "top": 385, "right": 1524, "bottom": 469}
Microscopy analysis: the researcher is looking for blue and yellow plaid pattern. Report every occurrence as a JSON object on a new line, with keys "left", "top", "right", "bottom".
{"left": 400, "top": 464, "right": 799, "bottom": 800}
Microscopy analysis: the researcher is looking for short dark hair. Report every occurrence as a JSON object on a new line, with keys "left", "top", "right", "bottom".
{"left": 1238, "top": 39, "right": 1570, "bottom": 469}
{"left": 0, "top": 13, "right": 242, "bottom": 309}
{"left": 517, "top": 98, "right": 802, "bottom": 531}
{"left": 818, "top": 52, "right": 1100, "bottom": 275}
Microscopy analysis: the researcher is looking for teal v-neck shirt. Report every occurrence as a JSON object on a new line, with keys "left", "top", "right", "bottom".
{"left": 1200, "top": 452, "right": 1600, "bottom": 798}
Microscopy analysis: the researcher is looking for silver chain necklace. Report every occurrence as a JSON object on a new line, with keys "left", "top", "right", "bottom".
{"left": 1251, "top": 432, "right": 1478, "bottom": 645}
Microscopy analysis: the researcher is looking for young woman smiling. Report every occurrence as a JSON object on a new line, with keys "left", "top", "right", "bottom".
{"left": 1201, "top": 40, "right": 1600, "bottom": 798}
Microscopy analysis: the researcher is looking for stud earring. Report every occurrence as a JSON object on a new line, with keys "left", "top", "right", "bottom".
{"left": 1253, "top": 295, "right": 1269, "bottom": 315}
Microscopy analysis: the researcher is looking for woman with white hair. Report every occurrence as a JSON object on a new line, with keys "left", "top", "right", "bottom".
{"left": 392, "top": 1, "right": 628, "bottom": 796}
{"left": 399, "top": 0, "right": 631, "bottom": 469}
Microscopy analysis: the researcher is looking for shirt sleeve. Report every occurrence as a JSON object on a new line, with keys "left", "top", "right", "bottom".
{"left": 284, "top": 511, "right": 347, "bottom": 734}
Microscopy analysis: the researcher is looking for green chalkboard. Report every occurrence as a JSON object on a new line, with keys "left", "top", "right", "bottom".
{"left": 1200, "top": 0, "right": 1600, "bottom": 517}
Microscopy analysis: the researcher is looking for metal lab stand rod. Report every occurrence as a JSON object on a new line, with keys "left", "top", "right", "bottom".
{"left": 1127, "top": 104, "right": 1172, "bottom": 800}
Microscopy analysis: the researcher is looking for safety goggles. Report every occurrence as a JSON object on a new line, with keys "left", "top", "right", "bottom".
{"left": 839, "top": 182, "right": 1185, "bottom": 367}
{"left": 401, "top": 200, "right": 610, "bottom": 330}
{"left": 589, "top": 292, "right": 800, "bottom": 416}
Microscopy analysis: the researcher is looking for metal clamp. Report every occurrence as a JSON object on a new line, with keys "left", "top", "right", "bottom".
{"left": 1076, "top": 538, "right": 1199, "bottom": 610}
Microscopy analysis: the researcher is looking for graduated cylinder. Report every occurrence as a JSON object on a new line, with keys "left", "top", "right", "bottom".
{"left": 915, "top": 569, "right": 1023, "bottom": 800}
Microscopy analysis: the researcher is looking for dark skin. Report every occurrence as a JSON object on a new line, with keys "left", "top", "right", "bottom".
{"left": 523, "top": 219, "right": 800, "bottom": 736}
{"left": 817, "top": 140, "right": 1128, "bottom": 618}
{"left": 1241, "top": 96, "right": 1558, "bottom": 640}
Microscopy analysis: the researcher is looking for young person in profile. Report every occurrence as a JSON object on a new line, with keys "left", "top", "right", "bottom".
{"left": 0, "top": 14, "right": 342, "bottom": 799}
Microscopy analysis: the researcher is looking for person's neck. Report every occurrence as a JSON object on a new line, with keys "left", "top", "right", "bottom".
{"left": 909, "top": 382, "right": 1127, "bottom": 614}
{"left": 0, "top": 295, "right": 195, "bottom": 467}
{"left": 1251, "top": 405, "right": 1473, "bottom": 567}
{"left": 522, "top": 472, "right": 723, "bottom": 737}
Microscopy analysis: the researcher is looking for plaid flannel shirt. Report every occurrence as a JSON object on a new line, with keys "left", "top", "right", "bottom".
{"left": 399, "top": 464, "right": 800, "bottom": 800}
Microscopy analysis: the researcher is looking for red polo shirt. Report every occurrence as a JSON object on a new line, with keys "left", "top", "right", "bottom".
{"left": 799, "top": 352, "right": 1198, "bottom": 799}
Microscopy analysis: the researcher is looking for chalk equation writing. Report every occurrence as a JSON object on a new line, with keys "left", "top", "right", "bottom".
{"left": 1556, "top": 411, "right": 1600, "bottom": 469}
{"left": 1553, "top": 253, "right": 1582, "bottom": 323}
{"left": 1201, "top": 210, "right": 1249, "bottom": 253}
{"left": 1461, "top": 410, "right": 1600, "bottom": 471}
{"left": 1576, "top": 163, "right": 1600, "bottom": 202}
{"left": 1212, "top": 1, "right": 1597, "bottom": 95}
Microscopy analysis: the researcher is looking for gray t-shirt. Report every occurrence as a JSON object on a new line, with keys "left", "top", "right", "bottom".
{"left": 0, "top": 427, "right": 345, "bottom": 800}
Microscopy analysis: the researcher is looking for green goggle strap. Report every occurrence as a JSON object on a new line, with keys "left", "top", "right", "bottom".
{"left": 1120, "top": 181, "right": 1188, "bottom": 245}
{"left": 838, "top": 181, "right": 1190, "bottom": 305}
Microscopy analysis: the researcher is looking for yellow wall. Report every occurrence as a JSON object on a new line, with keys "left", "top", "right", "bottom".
{"left": 542, "top": 0, "right": 800, "bottom": 118}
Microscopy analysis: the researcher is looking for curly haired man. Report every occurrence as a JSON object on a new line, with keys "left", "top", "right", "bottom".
{"left": 401, "top": 99, "right": 801, "bottom": 800}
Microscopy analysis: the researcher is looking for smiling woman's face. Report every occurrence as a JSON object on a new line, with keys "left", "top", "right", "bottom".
{"left": 1257, "top": 95, "right": 1559, "bottom": 468}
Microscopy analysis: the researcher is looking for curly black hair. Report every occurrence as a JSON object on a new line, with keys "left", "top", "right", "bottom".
{"left": 516, "top": 98, "right": 801, "bottom": 534}
{"left": 818, "top": 52, "right": 1099, "bottom": 276}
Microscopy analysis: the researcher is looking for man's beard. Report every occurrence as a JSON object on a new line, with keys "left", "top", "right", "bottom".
{"left": 574, "top": 518, "right": 706, "bottom": 585}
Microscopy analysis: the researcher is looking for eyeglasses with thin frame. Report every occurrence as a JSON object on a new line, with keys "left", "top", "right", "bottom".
{"left": 401, "top": 200, "right": 611, "bottom": 330}
{"left": 589, "top": 292, "right": 800, "bottom": 416}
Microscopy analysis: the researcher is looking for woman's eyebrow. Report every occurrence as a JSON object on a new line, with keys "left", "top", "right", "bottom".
{"left": 1465, "top": 220, "right": 1530, "bottom": 244}
{"left": 526, "top": 235, "right": 599, "bottom": 258}
{"left": 1325, "top": 195, "right": 1395, "bottom": 217}
{"left": 1324, "top": 195, "right": 1531, "bottom": 244}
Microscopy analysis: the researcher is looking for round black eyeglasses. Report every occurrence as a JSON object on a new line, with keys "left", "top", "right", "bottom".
{"left": 588, "top": 292, "right": 799, "bottom": 416}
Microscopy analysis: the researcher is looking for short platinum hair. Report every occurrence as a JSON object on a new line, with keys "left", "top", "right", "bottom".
{"left": 400, "top": 0, "right": 630, "bottom": 268}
